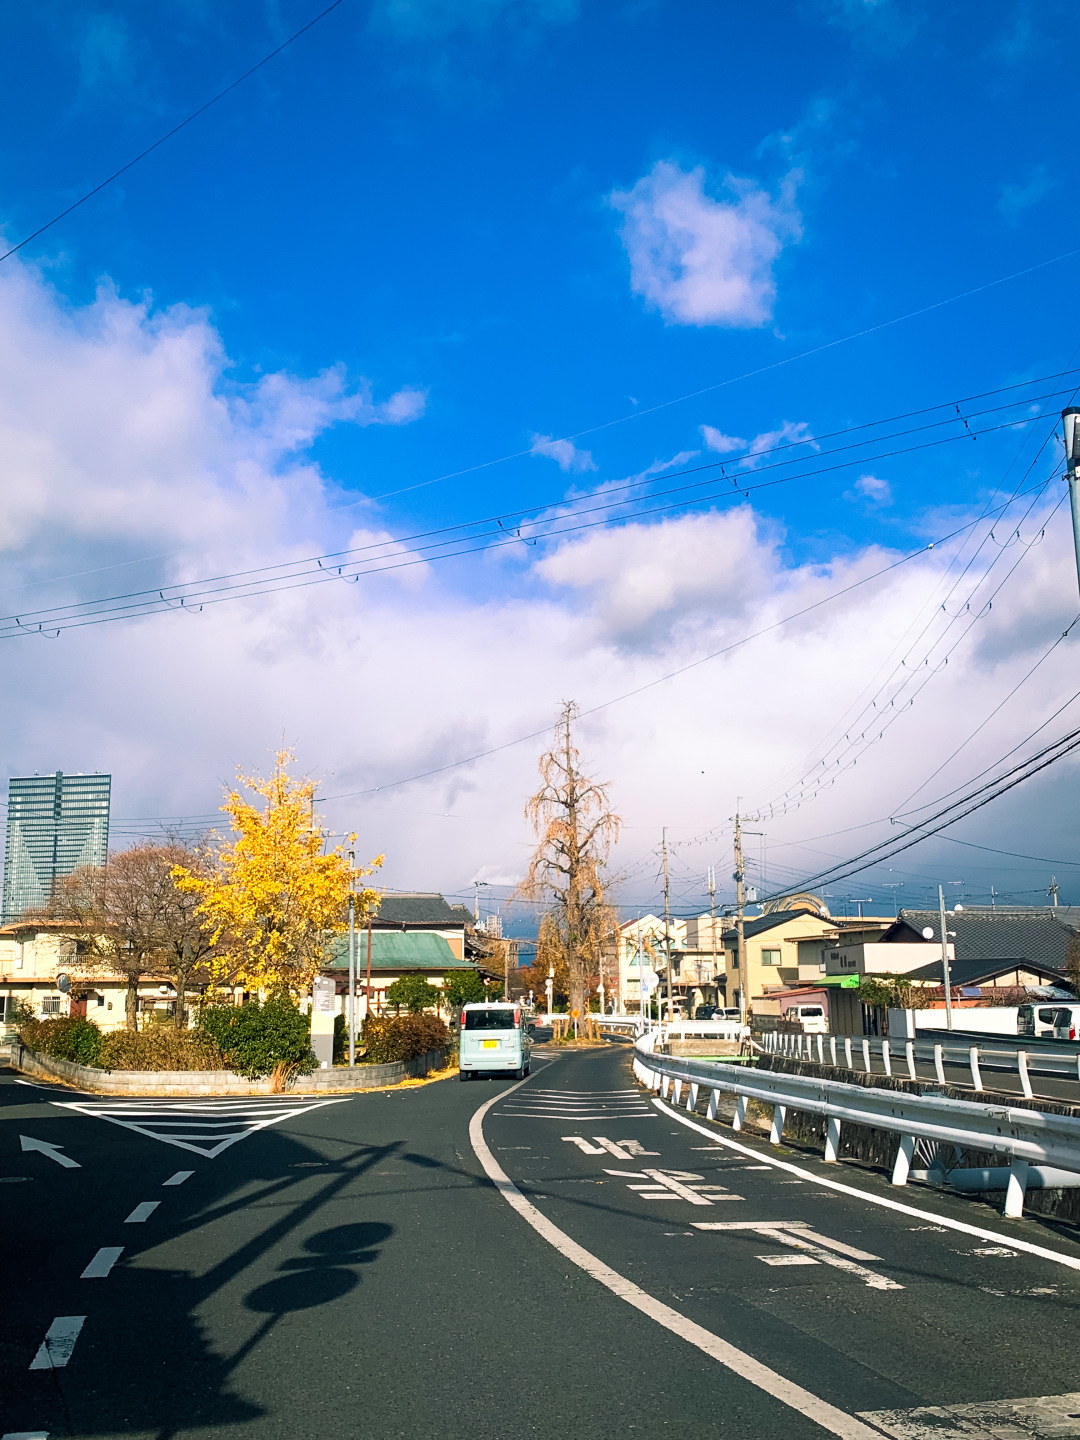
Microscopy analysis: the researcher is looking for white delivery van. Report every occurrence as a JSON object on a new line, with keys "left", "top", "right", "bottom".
{"left": 1018, "top": 1003, "right": 1080, "bottom": 1041}
{"left": 458, "top": 1003, "right": 532, "bottom": 1081}
{"left": 785, "top": 1003, "right": 827, "bottom": 1034}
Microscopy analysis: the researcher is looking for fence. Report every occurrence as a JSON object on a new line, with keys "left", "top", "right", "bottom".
{"left": 759, "top": 1029, "right": 1080, "bottom": 1100}
{"left": 632, "top": 1034, "right": 1080, "bottom": 1218}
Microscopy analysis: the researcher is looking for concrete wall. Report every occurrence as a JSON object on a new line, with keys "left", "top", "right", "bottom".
{"left": 8, "top": 1040, "right": 447, "bottom": 1096}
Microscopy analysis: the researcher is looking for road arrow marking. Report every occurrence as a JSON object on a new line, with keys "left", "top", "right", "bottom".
{"left": 19, "top": 1136, "right": 80, "bottom": 1169}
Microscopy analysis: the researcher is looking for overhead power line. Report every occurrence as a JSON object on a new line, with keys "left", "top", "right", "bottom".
{"left": 0, "top": 0, "right": 347, "bottom": 267}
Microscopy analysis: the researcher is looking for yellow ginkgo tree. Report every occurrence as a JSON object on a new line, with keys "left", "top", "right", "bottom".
{"left": 173, "top": 751, "right": 382, "bottom": 998}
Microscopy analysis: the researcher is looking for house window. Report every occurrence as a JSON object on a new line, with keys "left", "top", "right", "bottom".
{"left": 761, "top": 948, "right": 781, "bottom": 966}
{"left": 729, "top": 951, "right": 738, "bottom": 969}
{"left": 41, "top": 995, "right": 61, "bottom": 1015}
{"left": 96, "top": 993, "right": 105, "bottom": 1006}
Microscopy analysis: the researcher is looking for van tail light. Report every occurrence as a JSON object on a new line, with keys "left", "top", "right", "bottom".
{"left": 1072, "top": 1027, "right": 1077, "bottom": 1041}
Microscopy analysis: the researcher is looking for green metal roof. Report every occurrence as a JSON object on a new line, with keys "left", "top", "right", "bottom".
{"left": 324, "top": 930, "right": 477, "bottom": 972}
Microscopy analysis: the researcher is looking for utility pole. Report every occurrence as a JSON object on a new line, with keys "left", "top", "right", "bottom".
{"left": 938, "top": 884, "right": 954, "bottom": 1032}
{"left": 348, "top": 848, "right": 356, "bottom": 1068}
{"left": 708, "top": 864, "right": 717, "bottom": 999}
{"left": 1061, "top": 407, "right": 1080, "bottom": 597}
{"left": 365, "top": 906, "right": 373, "bottom": 1021}
{"left": 733, "top": 813, "right": 746, "bottom": 1025}
{"left": 1050, "top": 875, "right": 1060, "bottom": 908}
{"left": 662, "top": 828, "right": 672, "bottom": 1025}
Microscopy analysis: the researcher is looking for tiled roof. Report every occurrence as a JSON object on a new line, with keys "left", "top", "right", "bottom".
{"left": 373, "top": 893, "right": 470, "bottom": 927}
{"left": 901, "top": 957, "right": 1066, "bottom": 987}
{"left": 720, "top": 909, "right": 831, "bottom": 943}
{"left": 886, "top": 909, "right": 1078, "bottom": 972}
{"left": 324, "top": 931, "right": 476, "bottom": 971}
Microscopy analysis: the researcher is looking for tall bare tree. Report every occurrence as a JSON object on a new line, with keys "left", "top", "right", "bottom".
{"left": 52, "top": 842, "right": 217, "bottom": 1030}
{"left": 517, "top": 702, "right": 620, "bottom": 1018}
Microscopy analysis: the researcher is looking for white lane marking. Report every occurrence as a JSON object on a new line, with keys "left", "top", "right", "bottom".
{"left": 124, "top": 1202, "right": 159, "bottom": 1223}
{"left": 593, "top": 1137, "right": 635, "bottom": 1160}
{"left": 52, "top": 1097, "right": 348, "bottom": 1158}
{"left": 3, "top": 1430, "right": 50, "bottom": 1437}
{"left": 653, "top": 1097, "right": 1080, "bottom": 1275}
{"left": 616, "top": 1138, "right": 660, "bottom": 1156}
{"left": 859, "top": 1392, "right": 1080, "bottom": 1438}
{"left": 694, "top": 1222, "right": 902, "bottom": 1290}
{"left": 163, "top": 1170, "right": 194, "bottom": 1186}
{"left": 28, "top": 1317, "right": 85, "bottom": 1370}
{"left": 471, "top": 1078, "right": 883, "bottom": 1440}
{"left": 759, "top": 1254, "right": 820, "bottom": 1268}
{"left": 562, "top": 1137, "right": 607, "bottom": 1155}
{"left": 19, "top": 1136, "right": 79, "bottom": 1169}
{"left": 80, "top": 1247, "right": 123, "bottom": 1279}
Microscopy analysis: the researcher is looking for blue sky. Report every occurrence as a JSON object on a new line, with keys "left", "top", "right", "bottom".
{"left": 4, "top": 0, "right": 1080, "bottom": 925}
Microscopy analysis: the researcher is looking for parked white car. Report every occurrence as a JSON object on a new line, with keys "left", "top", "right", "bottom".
{"left": 785, "top": 1003, "right": 827, "bottom": 1034}
{"left": 1018, "top": 1003, "right": 1080, "bottom": 1041}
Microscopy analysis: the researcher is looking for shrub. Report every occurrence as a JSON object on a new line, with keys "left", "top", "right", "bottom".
{"left": 198, "top": 993, "right": 316, "bottom": 1079}
{"left": 99, "top": 1028, "right": 224, "bottom": 1072}
{"left": 442, "top": 969, "right": 485, "bottom": 1009}
{"left": 19, "top": 1016, "right": 104, "bottom": 1067}
{"left": 361, "top": 1013, "right": 449, "bottom": 1065}
{"left": 385, "top": 972, "right": 442, "bottom": 1014}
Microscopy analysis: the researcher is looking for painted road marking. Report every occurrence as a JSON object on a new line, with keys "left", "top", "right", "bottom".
{"left": 759, "top": 1254, "right": 821, "bottom": 1267}
{"left": 605, "top": 1167, "right": 742, "bottom": 1206}
{"left": 163, "top": 1171, "right": 194, "bottom": 1186}
{"left": 3, "top": 1431, "right": 50, "bottom": 1438}
{"left": 52, "top": 1097, "right": 348, "bottom": 1158}
{"left": 28, "top": 1317, "right": 85, "bottom": 1371}
{"left": 125, "top": 1202, "right": 159, "bottom": 1223}
{"left": 694, "top": 1222, "right": 902, "bottom": 1290}
{"left": 654, "top": 1097, "right": 1080, "bottom": 1275}
{"left": 19, "top": 1136, "right": 79, "bottom": 1169}
{"left": 80, "top": 1247, "right": 124, "bottom": 1279}
{"left": 563, "top": 1137, "right": 608, "bottom": 1155}
{"left": 859, "top": 1391, "right": 1080, "bottom": 1437}
{"left": 616, "top": 1138, "right": 660, "bottom": 1155}
{"left": 471, "top": 1078, "right": 883, "bottom": 1440}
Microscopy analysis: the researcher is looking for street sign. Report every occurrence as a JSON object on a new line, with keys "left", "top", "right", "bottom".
{"left": 571, "top": 1008, "right": 580, "bottom": 1019}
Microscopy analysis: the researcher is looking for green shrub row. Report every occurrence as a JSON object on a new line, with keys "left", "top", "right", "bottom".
{"left": 360, "top": 1013, "right": 449, "bottom": 1064}
{"left": 18, "top": 1016, "right": 105, "bottom": 1067}
{"left": 198, "top": 994, "right": 316, "bottom": 1078}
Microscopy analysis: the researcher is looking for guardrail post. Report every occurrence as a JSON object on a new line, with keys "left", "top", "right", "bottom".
{"left": 1017, "top": 1051, "right": 1033, "bottom": 1100}
{"left": 882, "top": 1039, "right": 892, "bottom": 1077}
{"left": 905, "top": 1039, "right": 917, "bottom": 1081}
{"left": 672, "top": 1079, "right": 682, "bottom": 1105}
{"left": 844, "top": 1037, "right": 853, "bottom": 1069}
{"left": 969, "top": 1046, "right": 983, "bottom": 1091}
{"left": 688, "top": 1082, "right": 699, "bottom": 1112}
{"left": 933, "top": 1043, "right": 945, "bottom": 1085}
{"left": 1004, "top": 1158, "right": 1029, "bottom": 1219}
{"left": 829, "top": 1036, "right": 837, "bottom": 1066}
{"left": 770, "top": 1104, "right": 786, "bottom": 1145}
{"left": 733, "top": 1094, "right": 748, "bottom": 1131}
{"left": 824, "top": 1116, "right": 841, "bottom": 1163}
{"left": 707, "top": 1088, "right": 720, "bottom": 1121}
{"left": 816, "top": 1034, "right": 825, "bottom": 1064}
{"left": 862, "top": 1038, "right": 871, "bottom": 1072}
{"left": 891, "top": 1134, "right": 916, "bottom": 1186}
{"left": 661, "top": 1075, "right": 671, "bottom": 1099}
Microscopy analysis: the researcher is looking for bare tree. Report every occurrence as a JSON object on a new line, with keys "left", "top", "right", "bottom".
{"left": 51, "top": 842, "right": 217, "bottom": 1031}
{"left": 517, "top": 702, "right": 620, "bottom": 1018}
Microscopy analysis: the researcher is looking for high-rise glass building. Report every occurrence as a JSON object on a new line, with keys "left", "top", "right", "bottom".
{"left": 2, "top": 772, "right": 111, "bottom": 921}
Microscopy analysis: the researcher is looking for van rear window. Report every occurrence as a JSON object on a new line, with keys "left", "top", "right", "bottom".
{"left": 463, "top": 1009, "right": 517, "bottom": 1030}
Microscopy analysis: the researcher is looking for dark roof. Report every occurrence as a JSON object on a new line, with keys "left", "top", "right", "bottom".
{"left": 884, "top": 909, "right": 1077, "bottom": 972}
{"left": 901, "top": 957, "right": 1067, "bottom": 987}
{"left": 372, "top": 893, "right": 469, "bottom": 928}
{"left": 324, "top": 931, "right": 477, "bottom": 972}
{"left": 720, "top": 909, "right": 829, "bottom": 943}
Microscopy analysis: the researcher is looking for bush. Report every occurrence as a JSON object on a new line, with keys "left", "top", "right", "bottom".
{"left": 198, "top": 993, "right": 316, "bottom": 1079}
{"left": 99, "top": 1028, "right": 224, "bottom": 1072}
{"left": 385, "top": 972, "right": 442, "bottom": 1014}
{"left": 19, "top": 1016, "right": 104, "bottom": 1067}
{"left": 361, "top": 1013, "right": 449, "bottom": 1065}
{"left": 442, "top": 969, "right": 485, "bottom": 1009}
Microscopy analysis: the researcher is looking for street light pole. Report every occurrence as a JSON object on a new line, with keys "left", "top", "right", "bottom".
{"left": 546, "top": 964, "right": 554, "bottom": 1020}
{"left": 938, "top": 884, "right": 954, "bottom": 1032}
{"left": 1062, "top": 408, "right": 1080, "bottom": 599}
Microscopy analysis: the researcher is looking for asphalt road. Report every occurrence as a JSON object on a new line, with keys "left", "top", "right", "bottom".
{"left": 5, "top": 1045, "right": 1080, "bottom": 1439}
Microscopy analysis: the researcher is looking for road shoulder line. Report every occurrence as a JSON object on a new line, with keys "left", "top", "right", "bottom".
{"left": 469, "top": 1076, "right": 881, "bottom": 1440}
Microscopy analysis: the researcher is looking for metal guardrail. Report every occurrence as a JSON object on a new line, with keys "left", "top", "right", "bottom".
{"left": 760, "top": 1029, "right": 1080, "bottom": 1099}
{"left": 632, "top": 1035, "right": 1080, "bottom": 1218}
{"left": 598, "top": 1017, "right": 744, "bottom": 1042}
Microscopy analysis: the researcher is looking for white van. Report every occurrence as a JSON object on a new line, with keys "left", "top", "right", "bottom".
{"left": 784, "top": 1003, "right": 827, "bottom": 1034}
{"left": 1018, "top": 1003, "right": 1080, "bottom": 1041}
{"left": 458, "top": 1003, "right": 532, "bottom": 1080}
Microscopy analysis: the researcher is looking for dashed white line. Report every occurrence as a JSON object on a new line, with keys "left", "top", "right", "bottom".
{"left": 80, "top": 1247, "right": 124, "bottom": 1279}
{"left": 3, "top": 1430, "right": 50, "bottom": 1438}
{"left": 124, "top": 1201, "right": 159, "bottom": 1223}
{"left": 28, "top": 1317, "right": 85, "bottom": 1371}
{"left": 162, "top": 1170, "right": 194, "bottom": 1186}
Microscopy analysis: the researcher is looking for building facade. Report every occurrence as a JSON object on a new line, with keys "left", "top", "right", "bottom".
{"left": 2, "top": 772, "right": 111, "bottom": 921}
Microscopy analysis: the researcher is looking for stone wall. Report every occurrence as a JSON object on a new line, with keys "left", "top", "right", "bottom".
{"left": 7, "top": 1040, "right": 447, "bottom": 1097}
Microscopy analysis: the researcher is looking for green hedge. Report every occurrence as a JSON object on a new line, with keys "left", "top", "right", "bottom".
{"left": 198, "top": 994, "right": 316, "bottom": 1079}
{"left": 99, "top": 1028, "right": 224, "bottom": 1072}
{"left": 361, "top": 1013, "right": 449, "bottom": 1064}
{"left": 19, "top": 1016, "right": 104, "bottom": 1067}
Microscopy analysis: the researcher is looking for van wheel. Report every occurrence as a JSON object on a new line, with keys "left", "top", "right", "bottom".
{"left": 459, "top": 1071, "right": 469, "bottom": 1082}
{"left": 524, "top": 1063, "right": 531, "bottom": 1076}
{"left": 515, "top": 1063, "right": 526, "bottom": 1080}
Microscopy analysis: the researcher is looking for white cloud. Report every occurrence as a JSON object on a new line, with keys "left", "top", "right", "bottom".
{"left": 701, "top": 419, "right": 816, "bottom": 468}
{"left": 3, "top": 255, "right": 1079, "bottom": 914}
{"left": 852, "top": 473, "right": 892, "bottom": 506}
{"left": 610, "top": 160, "right": 801, "bottom": 328}
{"left": 530, "top": 433, "right": 596, "bottom": 472}
{"left": 701, "top": 425, "right": 746, "bottom": 454}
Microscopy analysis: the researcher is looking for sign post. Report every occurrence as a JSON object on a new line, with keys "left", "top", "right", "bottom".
{"left": 311, "top": 975, "right": 336, "bottom": 1069}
